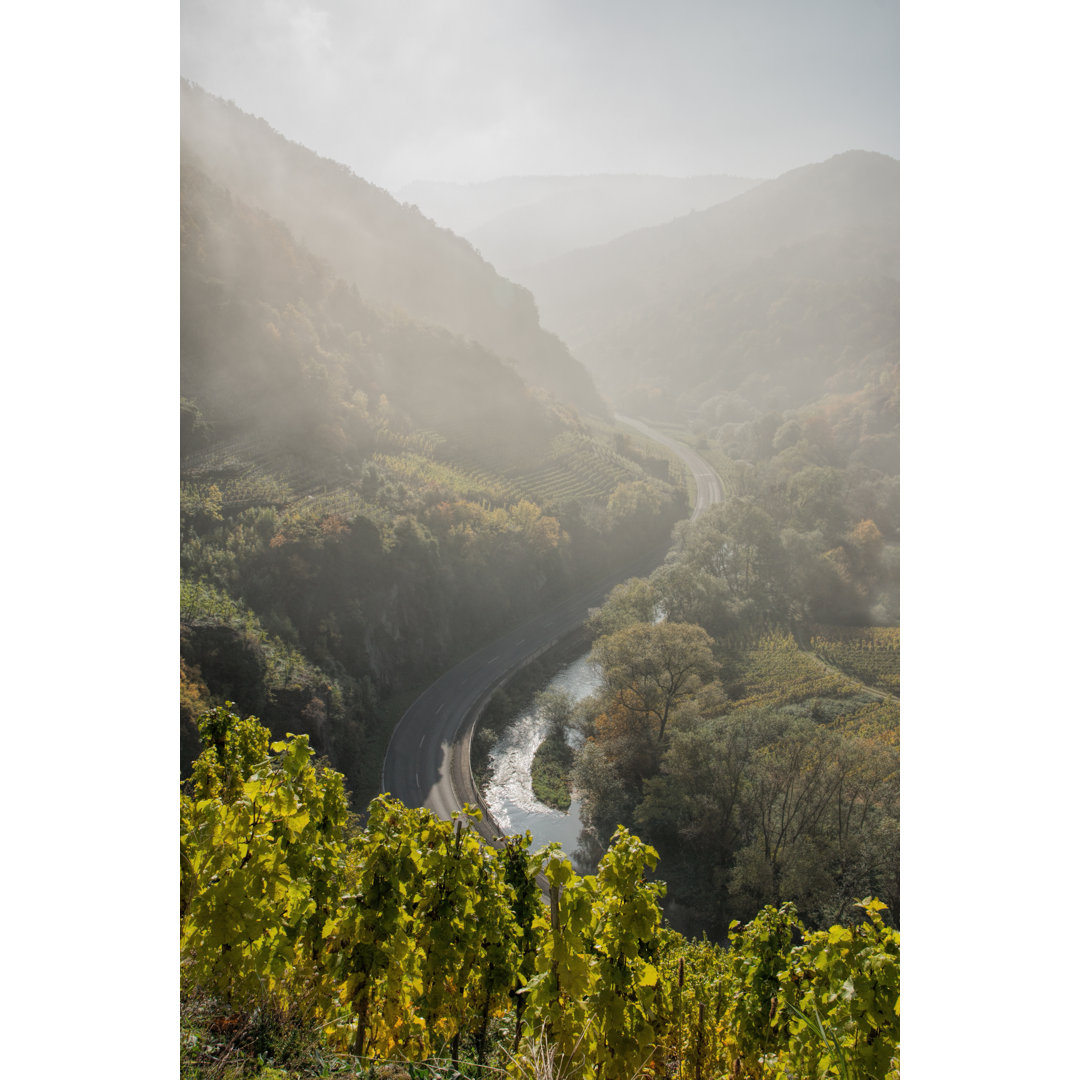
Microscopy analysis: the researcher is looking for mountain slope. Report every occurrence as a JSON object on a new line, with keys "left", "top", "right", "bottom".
{"left": 180, "top": 80, "right": 604, "bottom": 414}
{"left": 180, "top": 157, "right": 556, "bottom": 464}
{"left": 179, "top": 143, "right": 687, "bottom": 798}
{"left": 518, "top": 151, "right": 898, "bottom": 423}
{"left": 400, "top": 173, "right": 762, "bottom": 277}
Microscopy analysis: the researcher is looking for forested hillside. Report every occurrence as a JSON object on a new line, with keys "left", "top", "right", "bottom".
{"left": 181, "top": 81, "right": 603, "bottom": 413}
{"left": 180, "top": 104, "right": 686, "bottom": 804}
{"left": 520, "top": 151, "right": 898, "bottom": 436}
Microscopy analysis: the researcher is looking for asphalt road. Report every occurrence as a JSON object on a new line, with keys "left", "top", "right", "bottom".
{"left": 380, "top": 416, "right": 725, "bottom": 834}
{"left": 614, "top": 414, "right": 723, "bottom": 522}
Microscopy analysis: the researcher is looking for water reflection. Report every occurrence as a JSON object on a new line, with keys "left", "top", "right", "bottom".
{"left": 483, "top": 654, "right": 602, "bottom": 872}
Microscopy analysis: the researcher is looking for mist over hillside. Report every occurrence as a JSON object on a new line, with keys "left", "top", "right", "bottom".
{"left": 515, "top": 151, "right": 897, "bottom": 443}
{"left": 179, "top": 99, "right": 687, "bottom": 795}
{"left": 172, "top": 2, "right": 913, "bottom": 1070}
{"left": 398, "top": 173, "right": 762, "bottom": 277}
{"left": 180, "top": 80, "right": 604, "bottom": 414}
{"left": 180, "top": 158, "right": 554, "bottom": 467}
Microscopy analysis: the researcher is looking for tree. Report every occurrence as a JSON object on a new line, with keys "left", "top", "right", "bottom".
{"left": 634, "top": 713, "right": 749, "bottom": 927}
{"left": 534, "top": 688, "right": 576, "bottom": 740}
{"left": 590, "top": 620, "right": 719, "bottom": 744}
{"left": 676, "top": 499, "right": 787, "bottom": 619}
{"left": 724, "top": 711, "right": 900, "bottom": 923}
{"left": 586, "top": 577, "right": 658, "bottom": 638}
{"left": 572, "top": 738, "right": 641, "bottom": 841}
{"left": 787, "top": 465, "right": 848, "bottom": 537}
{"left": 649, "top": 560, "right": 732, "bottom": 635}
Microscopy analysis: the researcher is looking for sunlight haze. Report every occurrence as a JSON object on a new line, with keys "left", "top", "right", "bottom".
{"left": 180, "top": 0, "right": 899, "bottom": 189}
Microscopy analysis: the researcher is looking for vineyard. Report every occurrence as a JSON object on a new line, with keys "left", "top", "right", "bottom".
{"left": 181, "top": 418, "right": 677, "bottom": 530}
{"left": 181, "top": 438, "right": 315, "bottom": 511}
{"left": 839, "top": 697, "right": 901, "bottom": 744}
{"left": 809, "top": 625, "right": 900, "bottom": 698}
{"left": 461, "top": 428, "right": 682, "bottom": 510}
{"left": 374, "top": 451, "right": 523, "bottom": 507}
{"left": 720, "top": 629, "right": 870, "bottom": 716}
{"left": 181, "top": 423, "right": 457, "bottom": 513}
{"left": 181, "top": 707, "right": 900, "bottom": 1080}
{"left": 507, "top": 433, "right": 639, "bottom": 505}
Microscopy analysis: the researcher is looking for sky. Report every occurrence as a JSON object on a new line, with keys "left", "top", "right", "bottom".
{"left": 180, "top": 0, "right": 899, "bottom": 190}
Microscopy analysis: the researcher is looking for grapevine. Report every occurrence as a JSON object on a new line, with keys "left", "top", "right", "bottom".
{"left": 181, "top": 707, "right": 900, "bottom": 1078}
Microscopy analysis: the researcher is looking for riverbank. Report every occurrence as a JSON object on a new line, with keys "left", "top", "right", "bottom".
{"left": 469, "top": 627, "right": 589, "bottom": 791}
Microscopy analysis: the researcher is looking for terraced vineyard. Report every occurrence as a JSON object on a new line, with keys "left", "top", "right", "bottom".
{"left": 721, "top": 629, "right": 872, "bottom": 715}
{"left": 506, "top": 431, "right": 653, "bottom": 504}
{"left": 182, "top": 416, "right": 672, "bottom": 521}
{"left": 373, "top": 451, "right": 523, "bottom": 506}
{"left": 181, "top": 425, "right": 453, "bottom": 512}
{"left": 810, "top": 624, "right": 900, "bottom": 697}
{"left": 442, "top": 426, "right": 688, "bottom": 512}
{"left": 181, "top": 440, "right": 326, "bottom": 511}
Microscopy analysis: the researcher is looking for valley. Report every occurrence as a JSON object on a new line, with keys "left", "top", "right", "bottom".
{"left": 178, "top": 57, "right": 900, "bottom": 1077}
{"left": 381, "top": 417, "right": 725, "bottom": 836}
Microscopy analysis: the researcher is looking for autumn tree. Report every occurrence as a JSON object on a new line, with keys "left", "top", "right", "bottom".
{"left": 590, "top": 620, "right": 719, "bottom": 745}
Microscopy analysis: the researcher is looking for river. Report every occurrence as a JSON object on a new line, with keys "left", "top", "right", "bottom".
{"left": 482, "top": 652, "right": 604, "bottom": 872}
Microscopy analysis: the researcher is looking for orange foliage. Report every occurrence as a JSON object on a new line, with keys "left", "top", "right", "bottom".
{"left": 594, "top": 691, "right": 661, "bottom": 743}
{"left": 180, "top": 657, "right": 212, "bottom": 725}
{"left": 849, "top": 518, "right": 883, "bottom": 549}
{"left": 319, "top": 513, "right": 351, "bottom": 536}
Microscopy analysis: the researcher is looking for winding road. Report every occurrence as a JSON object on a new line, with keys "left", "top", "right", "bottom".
{"left": 615, "top": 415, "right": 723, "bottom": 523}
{"left": 380, "top": 416, "right": 725, "bottom": 836}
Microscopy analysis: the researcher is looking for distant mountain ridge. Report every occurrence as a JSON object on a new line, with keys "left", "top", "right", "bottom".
{"left": 180, "top": 81, "right": 603, "bottom": 414}
{"left": 513, "top": 151, "right": 898, "bottom": 423}
{"left": 399, "top": 173, "right": 763, "bottom": 276}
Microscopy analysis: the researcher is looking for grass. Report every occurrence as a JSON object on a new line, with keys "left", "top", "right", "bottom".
{"left": 530, "top": 728, "right": 575, "bottom": 812}
{"left": 181, "top": 989, "right": 515, "bottom": 1079}
{"left": 180, "top": 990, "right": 351, "bottom": 1080}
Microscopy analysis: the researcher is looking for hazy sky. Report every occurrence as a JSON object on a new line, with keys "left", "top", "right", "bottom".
{"left": 180, "top": 0, "right": 898, "bottom": 190}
